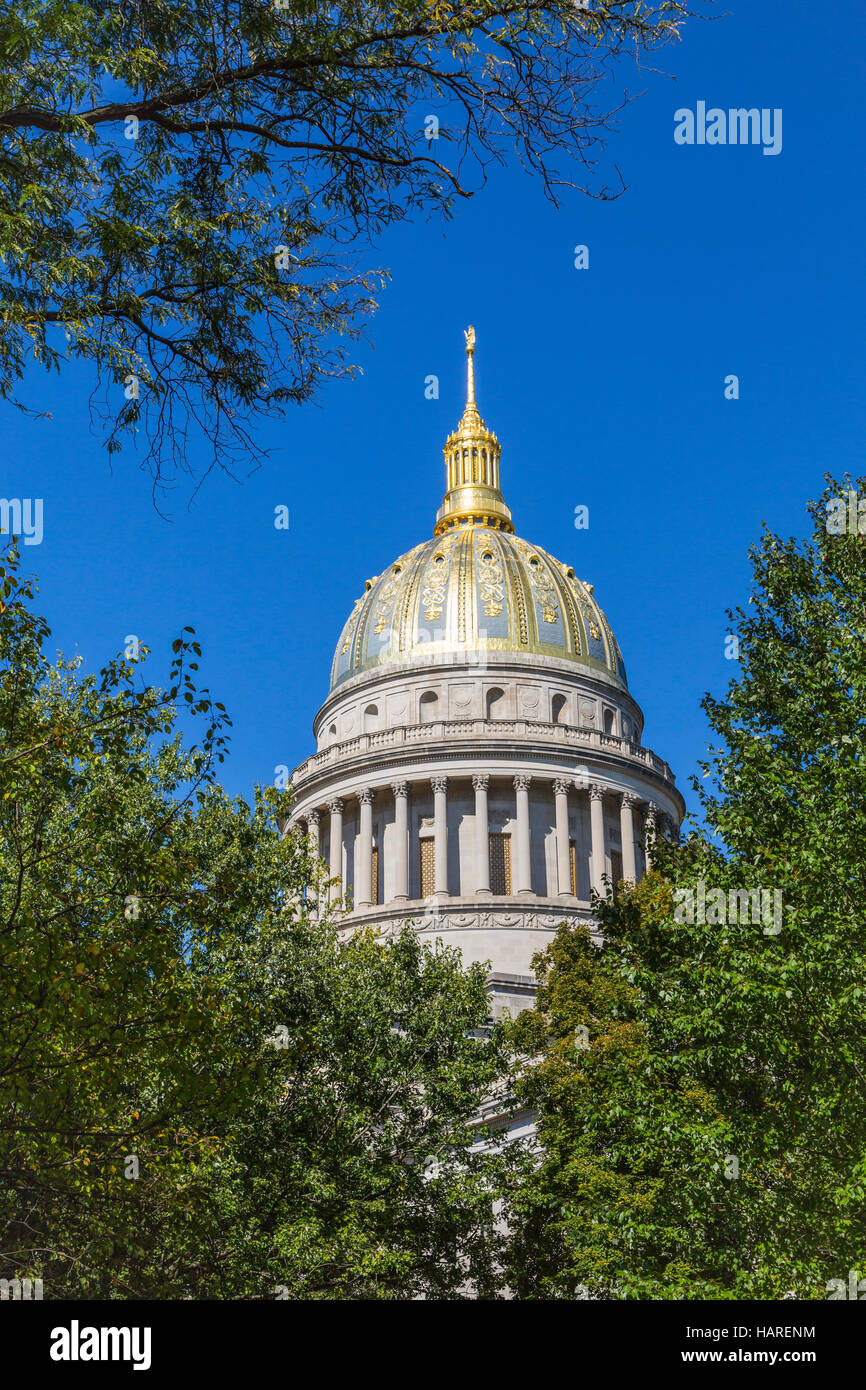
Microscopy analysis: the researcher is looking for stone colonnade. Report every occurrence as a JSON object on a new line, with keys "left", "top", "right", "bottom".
{"left": 295, "top": 775, "right": 662, "bottom": 909}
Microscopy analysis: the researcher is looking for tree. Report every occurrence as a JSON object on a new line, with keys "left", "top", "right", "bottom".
{"left": 0, "top": 0, "right": 694, "bottom": 494}
{"left": 506, "top": 476, "right": 866, "bottom": 1299}
{"left": 0, "top": 543, "right": 510, "bottom": 1298}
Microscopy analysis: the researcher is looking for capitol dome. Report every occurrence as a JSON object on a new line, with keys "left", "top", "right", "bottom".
{"left": 330, "top": 326, "right": 625, "bottom": 694}
{"left": 330, "top": 530, "right": 628, "bottom": 693}
{"left": 289, "top": 327, "right": 682, "bottom": 1018}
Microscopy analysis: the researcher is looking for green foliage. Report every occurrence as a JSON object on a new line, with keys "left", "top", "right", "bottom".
{"left": 507, "top": 477, "right": 866, "bottom": 1299}
{"left": 0, "top": 0, "right": 693, "bottom": 492}
{"left": 0, "top": 544, "right": 509, "bottom": 1298}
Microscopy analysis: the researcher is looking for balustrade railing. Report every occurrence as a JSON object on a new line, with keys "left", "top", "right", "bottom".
{"left": 292, "top": 718, "right": 676, "bottom": 785}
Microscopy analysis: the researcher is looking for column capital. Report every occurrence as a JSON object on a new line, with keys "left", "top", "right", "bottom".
{"left": 513, "top": 773, "right": 532, "bottom": 792}
{"left": 327, "top": 798, "right": 343, "bottom": 816}
{"left": 391, "top": 780, "right": 408, "bottom": 799}
{"left": 307, "top": 808, "right": 321, "bottom": 826}
{"left": 553, "top": 777, "right": 571, "bottom": 797}
{"left": 645, "top": 799, "right": 658, "bottom": 821}
{"left": 589, "top": 782, "right": 606, "bottom": 802}
{"left": 620, "top": 791, "right": 639, "bottom": 809}
{"left": 431, "top": 775, "right": 448, "bottom": 794}
{"left": 472, "top": 773, "right": 489, "bottom": 792}
{"left": 358, "top": 787, "right": 374, "bottom": 806}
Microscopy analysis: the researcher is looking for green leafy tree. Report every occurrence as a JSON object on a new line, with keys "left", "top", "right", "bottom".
{"left": 0, "top": 544, "right": 510, "bottom": 1298}
{"left": 0, "top": 0, "right": 693, "bottom": 492}
{"left": 506, "top": 476, "right": 866, "bottom": 1299}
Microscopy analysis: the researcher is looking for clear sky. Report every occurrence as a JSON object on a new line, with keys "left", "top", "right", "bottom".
{"left": 5, "top": 0, "right": 865, "bottom": 829}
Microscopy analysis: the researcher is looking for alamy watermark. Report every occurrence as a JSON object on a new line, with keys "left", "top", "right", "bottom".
{"left": 827, "top": 1270, "right": 866, "bottom": 1299}
{"left": 673, "top": 879, "right": 782, "bottom": 935}
{"left": 825, "top": 490, "right": 866, "bottom": 535}
{"left": 0, "top": 1276, "right": 43, "bottom": 1300}
{"left": 674, "top": 103, "right": 782, "bottom": 157}
{"left": 0, "top": 498, "right": 43, "bottom": 545}
{"left": 49, "top": 1322, "right": 151, "bottom": 1370}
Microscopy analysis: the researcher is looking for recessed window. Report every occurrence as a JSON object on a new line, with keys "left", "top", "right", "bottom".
{"left": 486, "top": 687, "right": 506, "bottom": 720}
{"left": 419, "top": 837, "right": 435, "bottom": 899}
{"left": 419, "top": 691, "right": 438, "bottom": 723}
{"left": 489, "top": 834, "right": 512, "bottom": 895}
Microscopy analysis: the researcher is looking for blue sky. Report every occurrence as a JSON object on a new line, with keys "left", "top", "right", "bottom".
{"left": 5, "top": 0, "right": 865, "bottom": 828}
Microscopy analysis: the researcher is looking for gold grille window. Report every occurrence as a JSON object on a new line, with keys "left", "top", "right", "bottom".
{"left": 371, "top": 846, "right": 379, "bottom": 905}
{"left": 489, "top": 834, "right": 512, "bottom": 895}
{"left": 419, "top": 837, "right": 435, "bottom": 900}
{"left": 569, "top": 839, "right": 578, "bottom": 897}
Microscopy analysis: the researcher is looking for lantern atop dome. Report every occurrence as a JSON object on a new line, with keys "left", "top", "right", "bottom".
{"left": 434, "top": 326, "right": 514, "bottom": 537}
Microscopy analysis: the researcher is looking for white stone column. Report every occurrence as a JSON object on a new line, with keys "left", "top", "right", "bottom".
{"left": 328, "top": 798, "right": 343, "bottom": 903}
{"left": 356, "top": 789, "right": 373, "bottom": 909}
{"left": 472, "top": 774, "right": 491, "bottom": 896}
{"left": 554, "top": 778, "right": 572, "bottom": 897}
{"left": 513, "top": 774, "right": 533, "bottom": 896}
{"left": 306, "top": 809, "right": 320, "bottom": 911}
{"left": 431, "top": 776, "right": 449, "bottom": 896}
{"left": 391, "top": 781, "right": 409, "bottom": 901}
{"left": 620, "top": 792, "right": 638, "bottom": 884}
{"left": 589, "top": 783, "right": 606, "bottom": 895}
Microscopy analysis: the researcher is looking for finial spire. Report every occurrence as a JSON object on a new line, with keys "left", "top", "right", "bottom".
{"left": 434, "top": 325, "right": 514, "bottom": 537}
{"left": 464, "top": 325, "right": 476, "bottom": 411}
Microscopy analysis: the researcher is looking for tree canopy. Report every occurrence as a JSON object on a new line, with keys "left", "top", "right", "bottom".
{"left": 0, "top": 0, "right": 693, "bottom": 494}
{"left": 0, "top": 543, "right": 512, "bottom": 1298}
{"left": 506, "top": 476, "right": 866, "bottom": 1298}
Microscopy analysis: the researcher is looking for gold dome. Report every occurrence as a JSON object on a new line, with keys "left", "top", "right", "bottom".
{"left": 329, "top": 329, "right": 627, "bottom": 692}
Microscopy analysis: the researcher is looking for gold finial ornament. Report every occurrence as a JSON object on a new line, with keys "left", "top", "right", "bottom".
{"left": 464, "top": 324, "right": 477, "bottom": 410}
{"left": 434, "top": 326, "right": 514, "bottom": 537}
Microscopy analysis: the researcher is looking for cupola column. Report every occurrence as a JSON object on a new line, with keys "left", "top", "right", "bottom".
{"left": 589, "top": 784, "right": 606, "bottom": 896}
{"left": 431, "top": 777, "right": 449, "bottom": 896}
{"left": 472, "top": 774, "right": 491, "bottom": 896}
{"left": 307, "top": 809, "right": 321, "bottom": 910}
{"left": 391, "top": 782, "right": 409, "bottom": 901}
{"left": 553, "top": 779, "right": 573, "bottom": 898}
{"left": 328, "top": 799, "right": 344, "bottom": 903}
{"left": 620, "top": 793, "right": 638, "bottom": 884}
{"left": 513, "top": 774, "right": 533, "bottom": 896}
{"left": 356, "top": 789, "right": 374, "bottom": 909}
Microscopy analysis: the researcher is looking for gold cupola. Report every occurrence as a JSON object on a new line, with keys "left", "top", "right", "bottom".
{"left": 434, "top": 326, "right": 514, "bottom": 537}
